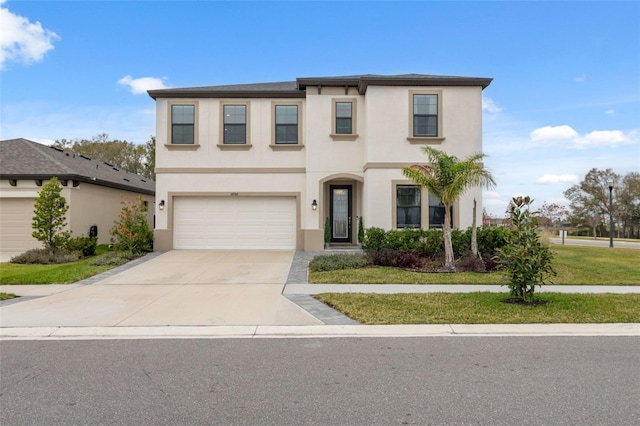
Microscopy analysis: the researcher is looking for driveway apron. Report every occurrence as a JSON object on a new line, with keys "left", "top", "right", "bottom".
{"left": 0, "top": 251, "right": 323, "bottom": 327}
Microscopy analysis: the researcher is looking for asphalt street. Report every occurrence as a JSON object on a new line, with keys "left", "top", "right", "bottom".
{"left": 2, "top": 337, "right": 639, "bottom": 425}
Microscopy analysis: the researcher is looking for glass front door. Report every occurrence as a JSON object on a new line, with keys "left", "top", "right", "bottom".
{"left": 330, "top": 185, "right": 352, "bottom": 243}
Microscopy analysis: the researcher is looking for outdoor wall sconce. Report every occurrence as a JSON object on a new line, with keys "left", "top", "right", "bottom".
{"left": 311, "top": 199, "right": 318, "bottom": 210}
{"left": 159, "top": 200, "right": 165, "bottom": 211}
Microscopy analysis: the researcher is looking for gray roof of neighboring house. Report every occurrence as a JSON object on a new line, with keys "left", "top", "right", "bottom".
{"left": 0, "top": 138, "right": 155, "bottom": 195}
{"left": 147, "top": 73, "right": 493, "bottom": 99}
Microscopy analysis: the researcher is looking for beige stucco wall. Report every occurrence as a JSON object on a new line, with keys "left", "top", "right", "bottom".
{"left": 153, "top": 83, "right": 486, "bottom": 249}
{"left": 68, "top": 183, "right": 154, "bottom": 244}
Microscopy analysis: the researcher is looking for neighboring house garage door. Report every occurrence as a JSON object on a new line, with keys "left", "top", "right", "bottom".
{"left": 0, "top": 198, "right": 39, "bottom": 254}
{"left": 173, "top": 197, "right": 296, "bottom": 250}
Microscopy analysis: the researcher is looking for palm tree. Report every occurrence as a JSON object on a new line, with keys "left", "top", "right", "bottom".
{"left": 402, "top": 146, "right": 496, "bottom": 271}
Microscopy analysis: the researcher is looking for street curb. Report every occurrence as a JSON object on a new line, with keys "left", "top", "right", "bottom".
{"left": 1, "top": 323, "right": 638, "bottom": 340}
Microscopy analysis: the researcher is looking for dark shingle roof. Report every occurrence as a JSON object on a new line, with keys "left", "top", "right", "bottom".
{"left": 0, "top": 138, "right": 155, "bottom": 195}
{"left": 148, "top": 73, "right": 492, "bottom": 99}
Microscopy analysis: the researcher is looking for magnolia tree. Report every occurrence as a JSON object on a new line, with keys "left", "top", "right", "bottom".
{"left": 499, "top": 196, "right": 556, "bottom": 303}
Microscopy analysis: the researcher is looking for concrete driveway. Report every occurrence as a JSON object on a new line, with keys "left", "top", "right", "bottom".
{"left": 0, "top": 251, "right": 322, "bottom": 327}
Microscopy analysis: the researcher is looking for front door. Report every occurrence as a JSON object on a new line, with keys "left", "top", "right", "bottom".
{"left": 330, "top": 185, "right": 352, "bottom": 243}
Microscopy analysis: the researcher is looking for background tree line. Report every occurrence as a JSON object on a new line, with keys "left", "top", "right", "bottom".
{"left": 564, "top": 168, "right": 640, "bottom": 239}
{"left": 53, "top": 133, "right": 155, "bottom": 180}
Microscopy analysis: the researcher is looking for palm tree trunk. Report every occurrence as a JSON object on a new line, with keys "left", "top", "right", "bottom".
{"left": 443, "top": 203, "right": 455, "bottom": 272}
{"left": 471, "top": 198, "right": 479, "bottom": 258}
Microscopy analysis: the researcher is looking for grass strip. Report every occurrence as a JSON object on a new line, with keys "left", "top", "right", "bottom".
{"left": 310, "top": 246, "right": 639, "bottom": 285}
{"left": 0, "top": 292, "right": 17, "bottom": 301}
{"left": 314, "top": 292, "right": 640, "bottom": 324}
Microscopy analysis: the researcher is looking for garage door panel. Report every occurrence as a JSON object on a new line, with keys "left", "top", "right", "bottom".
{"left": 0, "top": 198, "right": 40, "bottom": 253}
{"left": 174, "top": 197, "right": 296, "bottom": 250}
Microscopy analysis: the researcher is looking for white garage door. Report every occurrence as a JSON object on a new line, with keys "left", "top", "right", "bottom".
{"left": 174, "top": 197, "right": 296, "bottom": 249}
{"left": 0, "top": 198, "right": 39, "bottom": 254}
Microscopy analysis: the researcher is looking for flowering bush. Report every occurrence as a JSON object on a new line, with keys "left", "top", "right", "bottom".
{"left": 109, "top": 197, "right": 153, "bottom": 255}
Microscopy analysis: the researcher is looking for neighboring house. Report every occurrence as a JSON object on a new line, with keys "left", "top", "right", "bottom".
{"left": 148, "top": 74, "right": 492, "bottom": 251}
{"left": 0, "top": 138, "right": 155, "bottom": 259}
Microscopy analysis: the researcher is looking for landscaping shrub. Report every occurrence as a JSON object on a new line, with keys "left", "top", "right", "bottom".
{"left": 451, "top": 229, "right": 471, "bottom": 258}
{"left": 391, "top": 251, "right": 423, "bottom": 269}
{"left": 110, "top": 196, "right": 153, "bottom": 255}
{"left": 363, "top": 227, "right": 387, "bottom": 250}
{"left": 457, "top": 253, "right": 486, "bottom": 272}
{"left": 88, "top": 251, "right": 136, "bottom": 267}
{"left": 309, "top": 253, "right": 369, "bottom": 272}
{"left": 11, "top": 248, "right": 82, "bottom": 264}
{"left": 65, "top": 236, "right": 98, "bottom": 257}
{"left": 365, "top": 249, "right": 397, "bottom": 267}
{"left": 475, "top": 226, "right": 511, "bottom": 257}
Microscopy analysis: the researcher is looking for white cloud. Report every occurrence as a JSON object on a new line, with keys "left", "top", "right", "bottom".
{"left": 0, "top": 1, "right": 60, "bottom": 70}
{"left": 573, "top": 130, "right": 636, "bottom": 149}
{"left": 530, "top": 125, "right": 578, "bottom": 141}
{"left": 536, "top": 174, "right": 579, "bottom": 184}
{"left": 605, "top": 109, "right": 616, "bottom": 115}
{"left": 482, "top": 97, "right": 502, "bottom": 113}
{"left": 574, "top": 75, "right": 586, "bottom": 83}
{"left": 118, "top": 75, "right": 169, "bottom": 94}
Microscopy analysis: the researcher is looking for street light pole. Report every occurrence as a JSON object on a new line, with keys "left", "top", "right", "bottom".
{"left": 608, "top": 185, "right": 614, "bottom": 248}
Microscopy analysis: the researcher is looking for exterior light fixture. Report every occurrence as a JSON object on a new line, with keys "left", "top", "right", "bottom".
{"left": 311, "top": 199, "right": 318, "bottom": 210}
{"left": 159, "top": 200, "right": 165, "bottom": 211}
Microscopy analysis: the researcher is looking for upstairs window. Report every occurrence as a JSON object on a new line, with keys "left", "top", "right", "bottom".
{"left": 275, "top": 105, "right": 298, "bottom": 144}
{"left": 223, "top": 105, "right": 247, "bottom": 144}
{"left": 331, "top": 98, "right": 358, "bottom": 140}
{"left": 171, "top": 105, "right": 195, "bottom": 144}
{"left": 335, "top": 102, "right": 352, "bottom": 134}
{"left": 413, "top": 94, "right": 438, "bottom": 137}
{"left": 396, "top": 185, "right": 421, "bottom": 228}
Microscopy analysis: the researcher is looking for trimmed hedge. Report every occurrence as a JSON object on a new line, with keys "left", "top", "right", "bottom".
{"left": 363, "top": 226, "right": 511, "bottom": 259}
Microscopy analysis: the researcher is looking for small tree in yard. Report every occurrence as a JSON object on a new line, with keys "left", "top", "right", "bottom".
{"left": 499, "top": 196, "right": 556, "bottom": 303}
{"left": 110, "top": 197, "right": 153, "bottom": 255}
{"left": 32, "top": 177, "right": 71, "bottom": 255}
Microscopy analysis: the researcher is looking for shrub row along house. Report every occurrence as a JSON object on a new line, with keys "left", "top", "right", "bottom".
{"left": 0, "top": 138, "right": 155, "bottom": 260}
{"left": 148, "top": 74, "right": 492, "bottom": 251}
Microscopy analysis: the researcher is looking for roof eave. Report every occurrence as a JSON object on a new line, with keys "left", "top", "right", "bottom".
{"left": 0, "top": 174, "right": 155, "bottom": 196}
{"left": 357, "top": 76, "right": 493, "bottom": 93}
{"left": 148, "top": 89, "right": 305, "bottom": 100}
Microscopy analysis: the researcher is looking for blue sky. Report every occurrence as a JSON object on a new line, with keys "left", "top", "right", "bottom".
{"left": 1, "top": 0, "right": 638, "bottom": 216}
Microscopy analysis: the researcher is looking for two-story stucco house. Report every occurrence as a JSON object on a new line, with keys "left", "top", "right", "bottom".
{"left": 148, "top": 74, "right": 492, "bottom": 251}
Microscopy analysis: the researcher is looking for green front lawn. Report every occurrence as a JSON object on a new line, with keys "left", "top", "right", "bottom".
{"left": 0, "top": 259, "right": 114, "bottom": 284}
{"left": 315, "top": 292, "right": 640, "bottom": 324}
{"left": 0, "top": 245, "right": 129, "bottom": 285}
{"left": 310, "top": 246, "right": 639, "bottom": 285}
